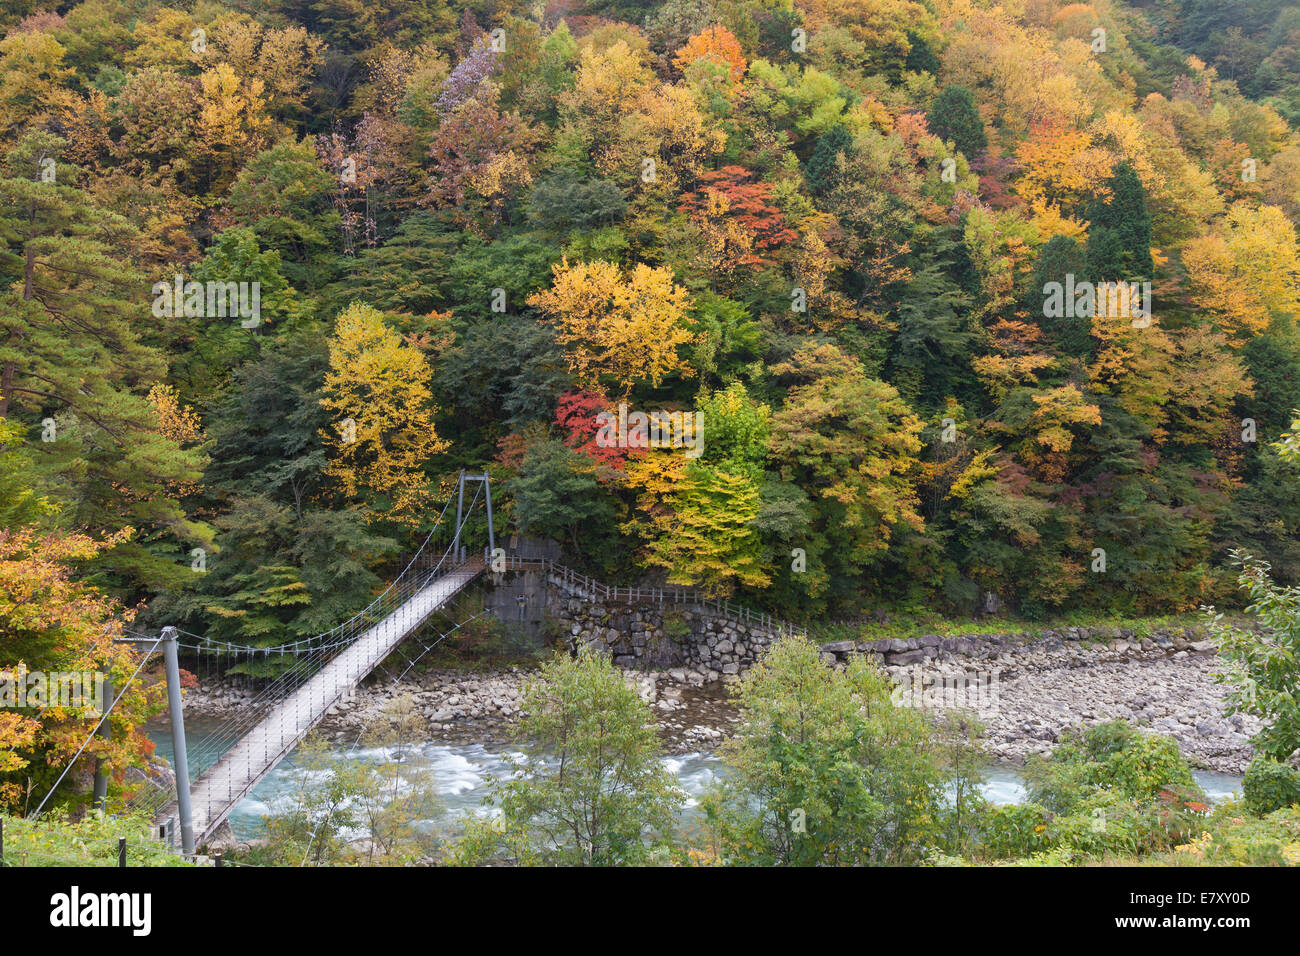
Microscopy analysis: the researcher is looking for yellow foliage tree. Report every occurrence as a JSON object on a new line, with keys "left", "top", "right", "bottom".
{"left": 1019, "top": 384, "right": 1102, "bottom": 481}
{"left": 1086, "top": 312, "right": 1176, "bottom": 437}
{"left": 1014, "top": 119, "right": 1110, "bottom": 235}
{"left": 212, "top": 20, "right": 323, "bottom": 117}
{"left": 319, "top": 303, "right": 448, "bottom": 527}
{"left": 559, "top": 41, "right": 723, "bottom": 192}
{"left": 197, "top": 61, "right": 271, "bottom": 186}
{"left": 0, "top": 525, "right": 150, "bottom": 812}
{"left": 1183, "top": 203, "right": 1300, "bottom": 342}
{"left": 935, "top": 0, "right": 1092, "bottom": 132}
{"left": 144, "top": 383, "right": 206, "bottom": 500}
{"left": 122, "top": 8, "right": 204, "bottom": 71}
{"left": 528, "top": 259, "right": 696, "bottom": 394}
{"left": 0, "top": 30, "right": 74, "bottom": 141}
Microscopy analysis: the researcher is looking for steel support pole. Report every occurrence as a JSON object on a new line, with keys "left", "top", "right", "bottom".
{"left": 91, "top": 677, "right": 113, "bottom": 812}
{"left": 483, "top": 473, "right": 496, "bottom": 561}
{"left": 453, "top": 469, "right": 466, "bottom": 562}
{"left": 162, "top": 627, "right": 195, "bottom": 856}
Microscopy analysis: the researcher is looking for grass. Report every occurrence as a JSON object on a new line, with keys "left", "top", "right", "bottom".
{"left": 0, "top": 810, "right": 194, "bottom": 867}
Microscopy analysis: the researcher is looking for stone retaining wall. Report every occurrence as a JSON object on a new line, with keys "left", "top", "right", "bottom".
{"left": 545, "top": 566, "right": 1220, "bottom": 678}
{"left": 818, "top": 624, "right": 1218, "bottom": 668}
{"left": 546, "top": 589, "right": 788, "bottom": 679}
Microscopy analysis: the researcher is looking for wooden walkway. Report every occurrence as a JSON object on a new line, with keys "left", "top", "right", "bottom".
{"left": 166, "top": 563, "right": 483, "bottom": 844}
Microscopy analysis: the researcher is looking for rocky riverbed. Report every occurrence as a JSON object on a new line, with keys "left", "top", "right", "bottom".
{"left": 895, "top": 644, "right": 1261, "bottom": 772}
{"left": 182, "top": 632, "right": 1261, "bottom": 772}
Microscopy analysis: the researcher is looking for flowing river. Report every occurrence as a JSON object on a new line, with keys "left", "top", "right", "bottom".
{"left": 147, "top": 720, "right": 1244, "bottom": 843}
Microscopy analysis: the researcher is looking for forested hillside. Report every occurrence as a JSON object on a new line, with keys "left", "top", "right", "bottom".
{"left": 4, "top": 0, "right": 1300, "bottom": 686}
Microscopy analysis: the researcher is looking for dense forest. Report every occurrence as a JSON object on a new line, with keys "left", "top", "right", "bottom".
{"left": 5, "top": 0, "right": 1300, "bottom": 793}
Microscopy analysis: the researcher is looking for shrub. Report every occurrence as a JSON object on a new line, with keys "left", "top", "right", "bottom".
{"left": 1052, "top": 800, "right": 1149, "bottom": 857}
{"left": 1206, "top": 553, "right": 1300, "bottom": 761}
{"left": 702, "top": 636, "right": 953, "bottom": 865}
{"left": 1178, "top": 804, "right": 1300, "bottom": 866}
{"left": 1025, "top": 720, "right": 1200, "bottom": 813}
{"left": 978, "top": 802, "right": 1052, "bottom": 860}
{"left": 1103, "top": 732, "right": 1199, "bottom": 803}
{"left": 1243, "top": 757, "right": 1300, "bottom": 816}
{"left": 453, "top": 648, "right": 681, "bottom": 866}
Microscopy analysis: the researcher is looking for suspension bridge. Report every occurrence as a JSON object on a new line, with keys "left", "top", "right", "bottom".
{"left": 113, "top": 471, "right": 498, "bottom": 853}
{"left": 42, "top": 471, "right": 803, "bottom": 858}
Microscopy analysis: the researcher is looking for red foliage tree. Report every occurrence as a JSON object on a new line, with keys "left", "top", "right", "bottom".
{"left": 679, "top": 165, "right": 798, "bottom": 267}
{"left": 554, "top": 389, "right": 642, "bottom": 468}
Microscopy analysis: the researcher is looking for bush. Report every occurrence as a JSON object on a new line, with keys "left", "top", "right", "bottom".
{"left": 1175, "top": 804, "right": 1300, "bottom": 866}
{"left": 1025, "top": 720, "right": 1200, "bottom": 814}
{"left": 1206, "top": 553, "right": 1300, "bottom": 761}
{"left": 1052, "top": 800, "right": 1150, "bottom": 858}
{"left": 1054, "top": 788, "right": 1207, "bottom": 857}
{"left": 1103, "top": 732, "right": 1199, "bottom": 803}
{"left": 1243, "top": 757, "right": 1300, "bottom": 816}
{"left": 978, "top": 803, "right": 1052, "bottom": 860}
{"left": 453, "top": 648, "right": 681, "bottom": 866}
{"left": 702, "top": 637, "right": 953, "bottom": 865}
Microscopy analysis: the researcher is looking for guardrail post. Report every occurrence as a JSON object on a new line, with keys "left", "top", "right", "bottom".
{"left": 118, "top": 837, "right": 126, "bottom": 867}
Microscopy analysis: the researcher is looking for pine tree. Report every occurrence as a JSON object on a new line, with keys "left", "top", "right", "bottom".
{"left": 904, "top": 30, "right": 941, "bottom": 74}
{"left": 1086, "top": 162, "right": 1155, "bottom": 280}
{"left": 805, "top": 125, "right": 853, "bottom": 195}
{"left": 927, "top": 86, "right": 987, "bottom": 160}
{"left": 0, "top": 131, "right": 204, "bottom": 594}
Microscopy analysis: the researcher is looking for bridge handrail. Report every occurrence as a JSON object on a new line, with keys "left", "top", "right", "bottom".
{"left": 498, "top": 555, "right": 807, "bottom": 637}
{"left": 178, "top": 486, "right": 477, "bottom": 657}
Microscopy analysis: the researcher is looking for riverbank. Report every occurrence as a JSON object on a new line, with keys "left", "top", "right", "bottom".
{"left": 182, "top": 626, "right": 1260, "bottom": 773}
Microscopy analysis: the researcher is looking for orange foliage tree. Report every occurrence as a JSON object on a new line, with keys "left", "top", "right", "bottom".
{"left": 0, "top": 526, "right": 162, "bottom": 812}
{"left": 672, "top": 25, "right": 747, "bottom": 88}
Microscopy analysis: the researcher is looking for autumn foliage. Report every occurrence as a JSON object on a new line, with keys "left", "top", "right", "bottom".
{"left": 6, "top": 0, "right": 1300, "bottom": 805}
{"left": 673, "top": 25, "right": 747, "bottom": 88}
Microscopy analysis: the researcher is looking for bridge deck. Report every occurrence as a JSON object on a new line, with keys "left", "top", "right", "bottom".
{"left": 168, "top": 563, "right": 483, "bottom": 845}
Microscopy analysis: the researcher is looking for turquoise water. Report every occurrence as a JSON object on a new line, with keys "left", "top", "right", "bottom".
{"left": 148, "top": 720, "right": 1243, "bottom": 842}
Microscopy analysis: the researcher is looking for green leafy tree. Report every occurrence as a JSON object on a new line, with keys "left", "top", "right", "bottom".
{"left": 504, "top": 437, "right": 617, "bottom": 554}
{"left": 455, "top": 648, "right": 682, "bottom": 866}
{"left": 769, "top": 344, "right": 924, "bottom": 609}
{"left": 226, "top": 136, "right": 342, "bottom": 292}
{"left": 166, "top": 227, "right": 308, "bottom": 406}
{"left": 684, "top": 292, "right": 763, "bottom": 387}
{"left": 258, "top": 699, "right": 442, "bottom": 866}
{"left": 702, "top": 636, "right": 947, "bottom": 865}
{"left": 1025, "top": 721, "right": 1200, "bottom": 814}
{"left": 1207, "top": 551, "right": 1300, "bottom": 761}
